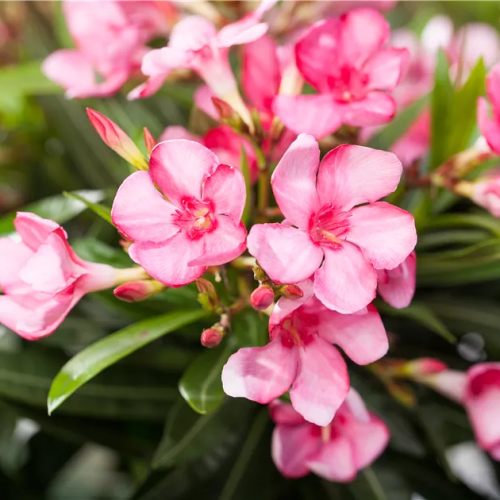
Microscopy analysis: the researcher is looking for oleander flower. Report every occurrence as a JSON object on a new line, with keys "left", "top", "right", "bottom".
{"left": 273, "top": 8, "right": 409, "bottom": 138}
{"left": 247, "top": 134, "right": 417, "bottom": 314}
{"left": 112, "top": 140, "right": 247, "bottom": 287}
{"left": 270, "top": 390, "right": 390, "bottom": 481}
{"left": 222, "top": 280, "right": 387, "bottom": 425}
{"left": 478, "top": 64, "right": 500, "bottom": 155}
{"left": 377, "top": 251, "right": 416, "bottom": 309}
{"left": 0, "top": 213, "right": 145, "bottom": 340}
{"left": 471, "top": 171, "right": 500, "bottom": 217}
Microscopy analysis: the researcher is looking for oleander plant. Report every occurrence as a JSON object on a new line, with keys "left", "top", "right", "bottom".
{"left": 2, "top": 1, "right": 500, "bottom": 499}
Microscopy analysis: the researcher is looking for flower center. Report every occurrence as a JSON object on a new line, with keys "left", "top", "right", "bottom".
{"left": 271, "top": 312, "right": 316, "bottom": 348}
{"left": 309, "top": 204, "right": 351, "bottom": 249}
{"left": 328, "top": 65, "right": 369, "bottom": 103}
{"left": 174, "top": 198, "right": 217, "bottom": 239}
{"left": 469, "top": 368, "right": 500, "bottom": 396}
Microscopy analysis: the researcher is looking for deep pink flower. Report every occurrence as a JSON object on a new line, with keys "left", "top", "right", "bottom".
{"left": 222, "top": 280, "right": 387, "bottom": 425}
{"left": 471, "top": 171, "right": 500, "bottom": 217}
{"left": 42, "top": 0, "right": 172, "bottom": 98}
{"left": 377, "top": 251, "right": 416, "bottom": 309}
{"left": 111, "top": 140, "right": 247, "bottom": 287}
{"left": 478, "top": 64, "right": 500, "bottom": 155}
{"left": 273, "top": 8, "right": 409, "bottom": 139}
{"left": 0, "top": 213, "right": 139, "bottom": 340}
{"left": 247, "top": 134, "right": 417, "bottom": 314}
{"left": 270, "top": 390, "right": 390, "bottom": 480}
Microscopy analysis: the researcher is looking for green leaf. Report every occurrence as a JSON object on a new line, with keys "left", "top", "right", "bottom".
{"left": 367, "top": 95, "right": 429, "bottom": 151}
{"left": 63, "top": 191, "right": 112, "bottom": 225}
{"left": 232, "top": 309, "right": 268, "bottom": 348}
{"left": 377, "top": 301, "right": 456, "bottom": 343}
{"left": 179, "top": 338, "right": 236, "bottom": 414}
{"left": 71, "top": 237, "right": 133, "bottom": 268}
{"left": 423, "top": 212, "right": 500, "bottom": 237}
{"left": 0, "top": 190, "right": 105, "bottom": 237}
{"left": 48, "top": 309, "right": 210, "bottom": 415}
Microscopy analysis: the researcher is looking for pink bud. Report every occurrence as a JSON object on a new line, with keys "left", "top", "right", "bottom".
{"left": 250, "top": 286, "right": 274, "bottom": 311}
{"left": 143, "top": 127, "right": 157, "bottom": 155}
{"left": 406, "top": 358, "right": 449, "bottom": 376}
{"left": 113, "top": 280, "right": 164, "bottom": 302}
{"left": 201, "top": 328, "right": 223, "bottom": 348}
{"left": 86, "top": 108, "right": 148, "bottom": 170}
{"left": 282, "top": 284, "right": 303, "bottom": 299}
{"left": 212, "top": 97, "right": 235, "bottom": 120}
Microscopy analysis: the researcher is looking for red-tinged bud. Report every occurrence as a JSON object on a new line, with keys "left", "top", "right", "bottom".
{"left": 86, "top": 108, "right": 148, "bottom": 171}
{"left": 113, "top": 280, "right": 165, "bottom": 302}
{"left": 250, "top": 285, "right": 274, "bottom": 311}
{"left": 196, "top": 278, "right": 221, "bottom": 312}
{"left": 143, "top": 127, "right": 157, "bottom": 155}
{"left": 281, "top": 284, "right": 303, "bottom": 299}
{"left": 211, "top": 97, "right": 250, "bottom": 134}
{"left": 405, "top": 358, "right": 449, "bottom": 377}
{"left": 201, "top": 328, "right": 223, "bottom": 348}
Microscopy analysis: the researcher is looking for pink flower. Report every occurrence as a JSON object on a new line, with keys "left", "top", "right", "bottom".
{"left": 111, "top": 140, "right": 247, "bottom": 287}
{"left": 270, "top": 390, "right": 390, "bottom": 481}
{"left": 222, "top": 280, "right": 388, "bottom": 425}
{"left": 478, "top": 64, "right": 500, "bottom": 155}
{"left": 273, "top": 8, "right": 409, "bottom": 139}
{"left": 0, "top": 213, "right": 140, "bottom": 340}
{"left": 42, "top": 1, "right": 172, "bottom": 98}
{"left": 377, "top": 251, "right": 416, "bottom": 309}
{"left": 129, "top": 1, "right": 276, "bottom": 126}
{"left": 247, "top": 134, "right": 417, "bottom": 313}
{"left": 471, "top": 171, "right": 500, "bottom": 217}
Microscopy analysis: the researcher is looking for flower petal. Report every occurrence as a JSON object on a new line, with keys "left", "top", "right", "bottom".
{"left": 347, "top": 202, "right": 417, "bottom": 270}
{"left": 317, "top": 305, "right": 388, "bottom": 365}
{"left": 0, "top": 238, "right": 33, "bottom": 294}
{"left": 141, "top": 47, "right": 192, "bottom": 77}
{"left": 247, "top": 224, "right": 324, "bottom": 284}
{"left": 111, "top": 171, "right": 179, "bottom": 243}
{"left": 317, "top": 144, "right": 402, "bottom": 211}
{"left": 222, "top": 337, "right": 298, "bottom": 404}
{"left": 363, "top": 47, "right": 409, "bottom": 91}
{"left": 377, "top": 251, "right": 416, "bottom": 309}
{"left": 203, "top": 164, "right": 246, "bottom": 222}
{"left": 129, "top": 232, "right": 205, "bottom": 287}
{"left": 169, "top": 16, "right": 217, "bottom": 51}
{"left": 160, "top": 126, "right": 201, "bottom": 142}
{"left": 273, "top": 94, "right": 343, "bottom": 139}
{"left": 14, "top": 213, "right": 60, "bottom": 251}
{"left": 486, "top": 63, "right": 500, "bottom": 112}
{"left": 271, "top": 134, "right": 320, "bottom": 229}
{"left": 217, "top": 21, "right": 269, "bottom": 48}
{"left": 290, "top": 337, "right": 349, "bottom": 426}
{"left": 269, "top": 400, "right": 306, "bottom": 425}
{"left": 314, "top": 243, "right": 378, "bottom": 314}
{"left": 127, "top": 75, "right": 167, "bottom": 100}
{"left": 149, "top": 140, "right": 219, "bottom": 206}
{"left": 194, "top": 85, "right": 218, "bottom": 120}
{"left": 478, "top": 97, "right": 500, "bottom": 155}
{"left": 342, "top": 91, "right": 396, "bottom": 127}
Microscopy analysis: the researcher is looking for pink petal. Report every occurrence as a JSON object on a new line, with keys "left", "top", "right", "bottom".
{"left": 273, "top": 94, "right": 343, "bottom": 139}
{"left": 377, "top": 251, "right": 416, "bottom": 309}
{"left": 242, "top": 35, "right": 280, "bottom": 112}
{"left": 247, "top": 224, "right": 324, "bottom": 284}
{"left": 188, "top": 216, "right": 247, "bottom": 267}
{"left": 0, "top": 238, "right": 33, "bottom": 294}
{"left": 391, "top": 111, "right": 431, "bottom": 168}
{"left": 478, "top": 97, "right": 500, "bottom": 155}
{"left": 221, "top": 337, "right": 298, "bottom": 404}
{"left": 306, "top": 435, "right": 357, "bottom": 482}
{"left": 203, "top": 164, "right": 246, "bottom": 222}
{"left": 66, "top": 70, "right": 129, "bottom": 99}
{"left": 363, "top": 47, "right": 409, "bottom": 91}
{"left": 272, "top": 423, "right": 320, "bottom": 478}
{"left": 269, "top": 400, "right": 306, "bottom": 425}
{"left": 169, "top": 16, "right": 217, "bottom": 51}
{"left": 149, "top": 140, "right": 219, "bottom": 206}
{"left": 111, "top": 171, "right": 179, "bottom": 243}
{"left": 129, "top": 232, "right": 205, "bottom": 287}
{"left": 290, "top": 336, "right": 349, "bottom": 426}
{"left": 317, "top": 305, "right": 388, "bottom": 365}
{"left": 217, "top": 21, "right": 269, "bottom": 48}
{"left": 14, "top": 213, "right": 60, "bottom": 251}
{"left": 271, "top": 134, "right": 320, "bottom": 229}
{"left": 342, "top": 91, "right": 396, "bottom": 127}
{"left": 317, "top": 144, "right": 402, "bottom": 211}
{"left": 127, "top": 75, "right": 167, "bottom": 100}
{"left": 347, "top": 202, "right": 417, "bottom": 270}
{"left": 194, "top": 85, "right": 219, "bottom": 120}
{"left": 141, "top": 47, "right": 192, "bottom": 77}
{"left": 486, "top": 64, "right": 500, "bottom": 112}
{"left": 314, "top": 243, "right": 378, "bottom": 314}
{"left": 339, "top": 8, "right": 390, "bottom": 69}
{"left": 160, "top": 126, "right": 201, "bottom": 143}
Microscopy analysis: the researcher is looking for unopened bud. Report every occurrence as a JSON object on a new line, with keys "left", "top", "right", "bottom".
{"left": 212, "top": 97, "right": 250, "bottom": 134}
{"left": 143, "top": 127, "right": 157, "bottom": 155}
{"left": 114, "top": 280, "right": 165, "bottom": 302}
{"left": 280, "top": 284, "right": 303, "bottom": 299}
{"left": 201, "top": 328, "right": 223, "bottom": 348}
{"left": 250, "top": 286, "right": 274, "bottom": 311}
{"left": 404, "top": 358, "right": 448, "bottom": 377}
{"left": 196, "top": 278, "right": 221, "bottom": 312}
{"left": 86, "top": 108, "right": 148, "bottom": 170}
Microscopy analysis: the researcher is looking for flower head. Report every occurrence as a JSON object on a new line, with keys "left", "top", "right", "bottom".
{"left": 478, "top": 64, "right": 500, "bottom": 156}
{"left": 273, "top": 8, "right": 409, "bottom": 138}
{"left": 471, "top": 171, "right": 500, "bottom": 217}
{"left": 222, "top": 280, "right": 388, "bottom": 425}
{"left": 270, "top": 390, "right": 390, "bottom": 481}
{"left": 248, "top": 134, "right": 417, "bottom": 314}
{"left": 111, "top": 140, "right": 247, "bottom": 287}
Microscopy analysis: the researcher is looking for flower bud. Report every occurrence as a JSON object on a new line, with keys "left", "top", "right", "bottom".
{"left": 113, "top": 280, "right": 165, "bottom": 302}
{"left": 212, "top": 97, "right": 250, "bottom": 134}
{"left": 250, "top": 285, "right": 274, "bottom": 311}
{"left": 201, "top": 328, "right": 223, "bottom": 348}
{"left": 196, "top": 278, "right": 221, "bottom": 312}
{"left": 143, "top": 127, "right": 157, "bottom": 155}
{"left": 404, "top": 358, "right": 448, "bottom": 377}
{"left": 86, "top": 108, "right": 148, "bottom": 170}
{"left": 280, "top": 284, "right": 304, "bottom": 299}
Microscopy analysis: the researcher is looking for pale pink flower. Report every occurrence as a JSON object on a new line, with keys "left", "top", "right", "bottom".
{"left": 0, "top": 213, "right": 139, "bottom": 340}
{"left": 42, "top": 0, "right": 172, "bottom": 98}
{"left": 377, "top": 251, "right": 416, "bottom": 309}
{"left": 478, "top": 64, "right": 500, "bottom": 156}
{"left": 273, "top": 8, "right": 409, "bottom": 139}
{"left": 111, "top": 140, "right": 247, "bottom": 287}
{"left": 222, "top": 280, "right": 388, "bottom": 425}
{"left": 270, "top": 390, "right": 390, "bottom": 480}
{"left": 471, "top": 171, "right": 500, "bottom": 217}
{"left": 247, "top": 134, "right": 417, "bottom": 314}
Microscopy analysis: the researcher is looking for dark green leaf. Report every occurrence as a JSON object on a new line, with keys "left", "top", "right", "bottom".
{"left": 63, "top": 191, "right": 113, "bottom": 224}
{"left": 232, "top": 309, "right": 268, "bottom": 348}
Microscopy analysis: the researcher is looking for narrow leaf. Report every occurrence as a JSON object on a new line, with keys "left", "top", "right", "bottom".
{"left": 63, "top": 191, "right": 113, "bottom": 224}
